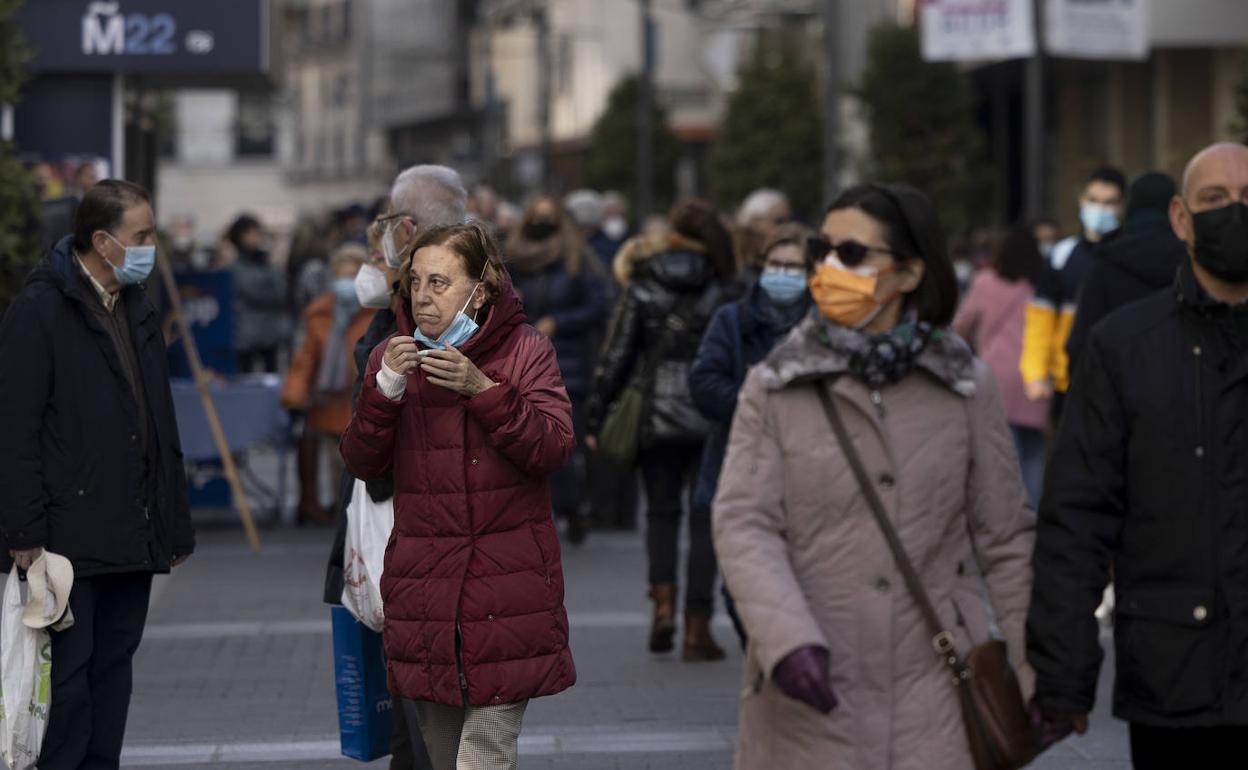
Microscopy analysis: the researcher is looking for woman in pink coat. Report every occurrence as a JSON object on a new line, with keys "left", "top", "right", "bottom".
{"left": 953, "top": 226, "right": 1049, "bottom": 508}
{"left": 713, "top": 184, "right": 1034, "bottom": 770}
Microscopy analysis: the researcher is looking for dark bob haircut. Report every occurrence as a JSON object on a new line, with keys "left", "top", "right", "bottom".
{"left": 993, "top": 226, "right": 1043, "bottom": 284}
{"left": 72, "top": 179, "right": 151, "bottom": 254}
{"left": 824, "top": 183, "right": 958, "bottom": 326}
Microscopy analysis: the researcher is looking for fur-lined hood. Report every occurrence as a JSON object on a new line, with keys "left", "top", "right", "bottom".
{"left": 757, "top": 311, "right": 978, "bottom": 397}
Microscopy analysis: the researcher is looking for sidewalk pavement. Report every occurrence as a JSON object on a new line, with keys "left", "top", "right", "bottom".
{"left": 119, "top": 525, "right": 1129, "bottom": 769}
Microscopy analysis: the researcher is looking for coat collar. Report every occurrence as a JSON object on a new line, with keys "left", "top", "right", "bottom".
{"left": 757, "top": 311, "right": 977, "bottom": 397}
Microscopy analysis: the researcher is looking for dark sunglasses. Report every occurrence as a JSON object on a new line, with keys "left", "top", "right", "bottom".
{"left": 806, "top": 236, "right": 897, "bottom": 268}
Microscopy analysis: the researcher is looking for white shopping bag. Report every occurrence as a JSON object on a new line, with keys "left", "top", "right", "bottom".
{"left": 341, "top": 479, "right": 394, "bottom": 633}
{"left": 0, "top": 567, "right": 53, "bottom": 770}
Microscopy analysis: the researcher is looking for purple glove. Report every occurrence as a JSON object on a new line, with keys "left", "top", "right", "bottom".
{"left": 772, "top": 645, "right": 838, "bottom": 714}
{"left": 1027, "top": 700, "right": 1087, "bottom": 750}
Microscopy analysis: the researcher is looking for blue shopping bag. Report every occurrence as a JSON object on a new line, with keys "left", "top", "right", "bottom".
{"left": 331, "top": 607, "right": 394, "bottom": 762}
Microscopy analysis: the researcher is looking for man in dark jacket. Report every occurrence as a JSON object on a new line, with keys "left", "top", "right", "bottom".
{"left": 0, "top": 180, "right": 195, "bottom": 769}
{"left": 1028, "top": 142, "right": 1248, "bottom": 769}
{"left": 1066, "top": 171, "right": 1186, "bottom": 373}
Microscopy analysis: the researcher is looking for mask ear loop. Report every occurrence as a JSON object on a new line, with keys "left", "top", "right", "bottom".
{"left": 462, "top": 259, "right": 493, "bottom": 323}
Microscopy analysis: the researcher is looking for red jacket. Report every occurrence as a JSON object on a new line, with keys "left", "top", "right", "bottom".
{"left": 340, "top": 270, "right": 577, "bottom": 707}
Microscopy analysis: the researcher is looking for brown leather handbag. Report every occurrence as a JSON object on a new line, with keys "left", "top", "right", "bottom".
{"left": 815, "top": 383, "right": 1039, "bottom": 770}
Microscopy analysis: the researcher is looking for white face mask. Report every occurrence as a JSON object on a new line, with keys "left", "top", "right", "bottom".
{"left": 354, "top": 263, "right": 392, "bottom": 309}
{"left": 603, "top": 215, "right": 628, "bottom": 241}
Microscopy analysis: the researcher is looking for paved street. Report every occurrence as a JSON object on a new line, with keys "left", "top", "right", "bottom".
{"left": 118, "top": 524, "right": 1130, "bottom": 769}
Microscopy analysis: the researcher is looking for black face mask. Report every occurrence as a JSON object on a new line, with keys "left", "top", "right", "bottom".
{"left": 523, "top": 220, "right": 559, "bottom": 241}
{"left": 1191, "top": 202, "right": 1248, "bottom": 283}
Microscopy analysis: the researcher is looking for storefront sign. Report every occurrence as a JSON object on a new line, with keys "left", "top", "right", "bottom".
{"left": 921, "top": 0, "right": 1037, "bottom": 62}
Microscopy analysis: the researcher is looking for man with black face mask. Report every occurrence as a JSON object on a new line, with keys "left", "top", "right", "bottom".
{"left": 1027, "top": 143, "right": 1248, "bottom": 769}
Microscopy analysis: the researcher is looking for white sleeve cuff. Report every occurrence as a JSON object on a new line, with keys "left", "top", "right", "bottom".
{"left": 376, "top": 360, "right": 408, "bottom": 401}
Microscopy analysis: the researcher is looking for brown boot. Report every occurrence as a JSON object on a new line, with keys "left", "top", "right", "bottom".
{"left": 648, "top": 584, "right": 677, "bottom": 653}
{"left": 682, "top": 612, "right": 726, "bottom": 662}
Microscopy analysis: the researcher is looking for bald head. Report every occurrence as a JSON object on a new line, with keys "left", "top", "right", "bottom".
{"left": 1180, "top": 143, "right": 1248, "bottom": 202}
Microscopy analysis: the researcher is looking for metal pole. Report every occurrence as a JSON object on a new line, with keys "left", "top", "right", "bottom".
{"left": 637, "top": 0, "right": 655, "bottom": 228}
{"left": 534, "top": 4, "right": 552, "bottom": 189}
{"left": 820, "top": 0, "right": 841, "bottom": 208}
{"left": 1023, "top": 0, "right": 1046, "bottom": 219}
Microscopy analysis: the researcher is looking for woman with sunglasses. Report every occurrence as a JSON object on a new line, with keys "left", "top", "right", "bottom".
{"left": 340, "top": 223, "right": 577, "bottom": 770}
{"left": 687, "top": 222, "right": 815, "bottom": 652}
{"left": 712, "top": 183, "right": 1035, "bottom": 769}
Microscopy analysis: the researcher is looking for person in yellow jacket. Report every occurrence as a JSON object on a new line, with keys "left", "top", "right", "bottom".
{"left": 1021, "top": 167, "right": 1126, "bottom": 406}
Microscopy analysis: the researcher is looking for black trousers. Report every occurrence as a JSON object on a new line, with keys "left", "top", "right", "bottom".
{"left": 639, "top": 444, "right": 716, "bottom": 615}
{"left": 1129, "top": 723, "right": 1248, "bottom": 770}
{"left": 39, "top": 572, "right": 153, "bottom": 770}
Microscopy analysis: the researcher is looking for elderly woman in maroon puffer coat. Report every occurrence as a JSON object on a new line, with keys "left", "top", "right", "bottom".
{"left": 340, "top": 222, "right": 576, "bottom": 770}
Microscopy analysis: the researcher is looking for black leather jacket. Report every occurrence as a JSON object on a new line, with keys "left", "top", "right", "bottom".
{"left": 586, "top": 249, "right": 730, "bottom": 449}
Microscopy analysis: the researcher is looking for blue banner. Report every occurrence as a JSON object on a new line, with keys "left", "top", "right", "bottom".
{"left": 165, "top": 270, "right": 237, "bottom": 378}
{"left": 15, "top": 0, "right": 269, "bottom": 75}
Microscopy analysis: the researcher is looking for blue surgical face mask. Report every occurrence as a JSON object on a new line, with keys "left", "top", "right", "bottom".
{"left": 105, "top": 233, "right": 156, "bottom": 285}
{"left": 1080, "top": 203, "right": 1119, "bottom": 237}
{"left": 413, "top": 266, "right": 487, "bottom": 349}
{"left": 759, "top": 268, "right": 808, "bottom": 306}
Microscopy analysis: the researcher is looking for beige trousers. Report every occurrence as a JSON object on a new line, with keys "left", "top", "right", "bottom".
{"left": 404, "top": 699, "right": 529, "bottom": 770}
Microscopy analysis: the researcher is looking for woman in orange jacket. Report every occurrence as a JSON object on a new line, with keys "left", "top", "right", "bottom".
{"left": 282, "top": 243, "right": 377, "bottom": 524}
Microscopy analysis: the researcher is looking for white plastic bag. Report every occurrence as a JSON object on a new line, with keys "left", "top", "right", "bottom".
{"left": 341, "top": 479, "right": 394, "bottom": 633}
{"left": 0, "top": 567, "right": 52, "bottom": 770}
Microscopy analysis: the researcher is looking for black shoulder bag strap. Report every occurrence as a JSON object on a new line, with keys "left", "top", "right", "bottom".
{"left": 813, "top": 381, "right": 969, "bottom": 681}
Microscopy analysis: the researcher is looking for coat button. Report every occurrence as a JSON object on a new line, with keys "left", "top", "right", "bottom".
{"left": 130, "top": 433, "right": 138, "bottom": 442}
{"left": 77, "top": 489, "right": 85, "bottom": 496}
{"left": 1193, "top": 345, "right": 1202, "bottom": 357}
{"left": 487, "top": 614, "right": 495, "bottom": 621}
{"left": 878, "top": 474, "right": 895, "bottom": 490}
{"left": 875, "top": 577, "right": 891, "bottom": 592}
{"left": 1195, "top": 446, "right": 1205, "bottom": 458}
{"left": 1194, "top": 605, "right": 1208, "bottom": 621}
{"left": 471, "top": 458, "right": 479, "bottom": 466}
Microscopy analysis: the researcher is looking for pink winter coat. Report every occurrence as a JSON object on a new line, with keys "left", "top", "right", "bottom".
{"left": 952, "top": 269, "right": 1049, "bottom": 430}
{"left": 340, "top": 269, "right": 577, "bottom": 708}
{"left": 713, "top": 316, "right": 1035, "bottom": 770}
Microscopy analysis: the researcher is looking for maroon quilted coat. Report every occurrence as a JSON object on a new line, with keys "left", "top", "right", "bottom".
{"left": 340, "top": 269, "right": 577, "bottom": 707}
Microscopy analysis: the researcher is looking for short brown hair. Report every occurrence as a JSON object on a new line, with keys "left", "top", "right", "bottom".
{"left": 761, "top": 222, "right": 815, "bottom": 271}
{"left": 72, "top": 179, "right": 151, "bottom": 253}
{"left": 398, "top": 222, "right": 504, "bottom": 308}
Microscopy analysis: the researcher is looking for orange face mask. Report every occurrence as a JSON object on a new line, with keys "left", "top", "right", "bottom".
{"left": 808, "top": 262, "right": 896, "bottom": 329}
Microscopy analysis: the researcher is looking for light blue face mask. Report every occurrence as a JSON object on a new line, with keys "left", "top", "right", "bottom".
{"left": 105, "top": 233, "right": 156, "bottom": 285}
{"left": 413, "top": 267, "right": 486, "bottom": 350}
{"left": 1079, "top": 203, "right": 1119, "bottom": 237}
{"left": 759, "top": 268, "right": 808, "bottom": 306}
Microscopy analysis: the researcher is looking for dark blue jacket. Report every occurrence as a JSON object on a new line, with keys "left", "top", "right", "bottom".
{"left": 510, "top": 260, "right": 610, "bottom": 398}
{"left": 688, "top": 281, "right": 810, "bottom": 510}
{"left": 0, "top": 236, "right": 194, "bottom": 576}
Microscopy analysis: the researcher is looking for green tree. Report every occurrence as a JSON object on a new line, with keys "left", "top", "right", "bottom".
{"left": 853, "top": 22, "right": 989, "bottom": 234}
{"left": 582, "top": 76, "right": 680, "bottom": 213}
{"left": 0, "top": 0, "right": 41, "bottom": 317}
{"left": 708, "top": 29, "right": 823, "bottom": 221}
{"left": 1233, "top": 50, "right": 1248, "bottom": 144}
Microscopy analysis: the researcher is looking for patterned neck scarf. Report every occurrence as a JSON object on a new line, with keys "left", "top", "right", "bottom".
{"left": 836, "top": 317, "right": 935, "bottom": 389}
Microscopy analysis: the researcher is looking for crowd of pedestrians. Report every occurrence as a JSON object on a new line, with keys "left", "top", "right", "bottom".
{"left": 2, "top": 140, "right": 1247, "bottom": 770}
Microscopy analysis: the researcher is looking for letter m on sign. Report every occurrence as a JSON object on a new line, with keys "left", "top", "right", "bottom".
{"left": 82, "top": 10, "right": 125, "bottom": 55}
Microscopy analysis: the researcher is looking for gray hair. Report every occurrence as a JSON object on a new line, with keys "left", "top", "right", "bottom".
{"left": 390, "top": 165, "right": 468, "bottom": 226}
{"left": 736, "top": 188, "right": 790, "bottom": 226}
{"left": 563, "top": 189, "right": 605, "bottom": 228}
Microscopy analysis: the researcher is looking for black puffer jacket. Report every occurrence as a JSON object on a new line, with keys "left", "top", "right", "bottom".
{"left": 0, "top": 236, "right": 194, "bottom": 576}
{"left": 1028, "top": 261, "right": 1248, "bottom": 727}
{"left": 1065, "top": 218, "right": 1185, "bottom": 373}
{"left": 586, "top": 248, "right": 729, "bottom": 449}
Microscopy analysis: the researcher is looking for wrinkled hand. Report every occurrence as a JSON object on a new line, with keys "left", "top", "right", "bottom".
{"left": 535, "top": 316, "right": 557, "bottom": 337}
{"left": 1028, "top": 701, "right": 1088, "bottom": 750}
{"left": 1024, "top": 379, "right": 1054, "bottom": 402}
{"left": 9, "top": 548, "right": 43, "bottom": 571}
{"left": 772, "top": 645, "right": 838, "bottom": 714}
{"left": 383, "top": 335, "right": 420, "bottom": 375}
{"left": 419, "top": 344, "right": 497, "bottom": 397}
